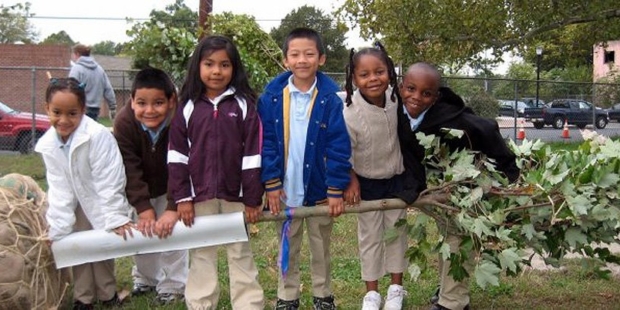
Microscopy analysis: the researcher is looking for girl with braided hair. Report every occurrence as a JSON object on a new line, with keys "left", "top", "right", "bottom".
{"left": 35, "top": 77, "right": 134, "bottom": 309}
{"left": 342, "top": 42, "right": 408, "bottom": 310}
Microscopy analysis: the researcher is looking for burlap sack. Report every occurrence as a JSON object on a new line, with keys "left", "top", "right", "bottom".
{"left": 0, "top": 173, "right": 69, "bottom": 310}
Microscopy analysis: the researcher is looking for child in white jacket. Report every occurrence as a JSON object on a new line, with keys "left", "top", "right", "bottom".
{"left": 35, "top": 77, "right": 134, "bottom": 310}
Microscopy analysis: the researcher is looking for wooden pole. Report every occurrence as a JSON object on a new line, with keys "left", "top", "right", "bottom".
{"left": 198, "top": 0, "right": 213, "bottom": 40}
{"left": 257, "top": 195, "right": 446, "bottom": 222}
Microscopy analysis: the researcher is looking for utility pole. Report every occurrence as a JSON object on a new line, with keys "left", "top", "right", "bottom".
{"left": 199, "top": 0, "right": 213, "bottom": 40}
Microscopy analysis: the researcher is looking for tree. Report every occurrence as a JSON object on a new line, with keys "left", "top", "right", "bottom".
{"left": 125, "top": 0, "right": 200, "bottom": 82}
{"left": 0, "top": 2, "right": 37, "bottom": 44}
{"left": 210, "top": 12, "right": 283, "bottom": 91}
{"left": 125, "top": 0, "right": 282, "bottom": 91}
{"left": 92, "top": 40, "right": 120, "bottom": 56}
{"left": 270, "top": 5, "right": 349, "bottom": 75}
{"left": 40, "top": 31, "right": 74, "bottom": 46}
{"left": 336, "top": 0, "right": 620, "bottom": 68}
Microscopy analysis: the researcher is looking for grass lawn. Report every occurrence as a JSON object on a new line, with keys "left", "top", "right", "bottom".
{"left": 2, "top": 141, "right": 620, "bottom": 309}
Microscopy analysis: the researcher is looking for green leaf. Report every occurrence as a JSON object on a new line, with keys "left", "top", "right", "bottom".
{"left": 439, "top": 242, "right": 451, "bottom": 261}
{"left": 565, "top": 227, "right": 588, "bottom": 248}
{"left": 416, "top": 132, "right": 437, "bottom": 150}
{"left": 408, "top": 264, "right": 422, "bottom": 281}
{"left": 383, "top": 227, "right": 399, "bottom": 243}
{"left": 441, "top": 128, "right": 465, "bottom": 139}
{"left": 474, "top": 261, "right": 501, "bottom": 289}
{"left": 498, "top": 248, "right": 520, "bottom": 272}
{"left": 597, "top": 172, "right": 620, "bottom": 189}
{"left": 566, "top": 195, "right": 591, "bottom": 216}
{"left": 521, "top": 223, "right": 536, "bottom": 241}
{"left": 471, "top": 218, "right": 493, "bottom": 238}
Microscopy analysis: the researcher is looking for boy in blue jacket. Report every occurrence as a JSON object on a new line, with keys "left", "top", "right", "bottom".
{"left": 258, "top": 27, "right": 352, "bottom": 310}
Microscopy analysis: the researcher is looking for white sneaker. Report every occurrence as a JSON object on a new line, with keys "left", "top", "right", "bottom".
{"left": 383, "top": 284, "right": 407, "bottom": 310}
{"left": 361, "top": 290, "right": 382, "bottom": 310}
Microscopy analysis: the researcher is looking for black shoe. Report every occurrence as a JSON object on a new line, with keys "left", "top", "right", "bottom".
{"left": 429, "top": 303, "right": 470, "bottom": 310}
{"left": 131, "top": 283, "right": 155, "bottom": 296}
{"left": 275, "top": 298, "right": 300, "bottom": 310}
{"left": 100, "top": 292, "right": 123, "bottom": 308}
{"left": 313, "top": 295, "right": 336, "bottom": 310}
{"left": 72, "top": 300, "right": 94, "bottom": 310}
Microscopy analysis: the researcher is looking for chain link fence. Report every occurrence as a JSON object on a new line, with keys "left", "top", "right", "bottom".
{"left": 1, "top": 66, "right": 619, "bottom": 154}
{"left": 443, "top": 76, "right": 620, "bottom": 142}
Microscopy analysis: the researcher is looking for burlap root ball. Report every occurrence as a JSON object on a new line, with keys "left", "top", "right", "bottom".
{"left": 0, "top": 173, "right": 70, "bottom": 310}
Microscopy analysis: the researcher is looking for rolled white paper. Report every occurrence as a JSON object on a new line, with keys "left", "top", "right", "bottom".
{"left": 51, "top": 212, "right": 248, "bottom": 268}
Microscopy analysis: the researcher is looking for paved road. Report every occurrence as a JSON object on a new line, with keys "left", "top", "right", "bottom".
{"left": 498, "top": 118, "right": 620, "bottom": 143}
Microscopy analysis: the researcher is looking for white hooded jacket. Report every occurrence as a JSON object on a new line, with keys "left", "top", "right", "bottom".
{"left": 35, "top": 116, "right": 132, "bottom": 240}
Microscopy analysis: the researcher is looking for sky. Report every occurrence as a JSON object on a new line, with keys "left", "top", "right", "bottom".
{"left": 2, "top": 0, "right": 371, "bottom": 47}
{"left": 2, "top": 0, "right": 512, "bottom": 73}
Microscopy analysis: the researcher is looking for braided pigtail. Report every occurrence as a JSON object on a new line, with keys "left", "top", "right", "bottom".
{"left": 344, "top": 48, "right": 356, "bottom": 107}
{"left": 374, "top": 41, "right": 399, "bottom": 103}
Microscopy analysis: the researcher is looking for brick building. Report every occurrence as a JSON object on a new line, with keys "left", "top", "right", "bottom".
{"left": 0, "top": 44, "right": 132, "bottom": 115}
{"left": 593, "top": 40, "right": 620, "bottom": 82}
{"left": 0, "top": 44, "right": 70, "bottom": 114}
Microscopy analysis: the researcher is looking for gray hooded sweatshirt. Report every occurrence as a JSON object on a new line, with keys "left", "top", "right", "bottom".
{"left": 69, "top": 56, "right": 116, "bottom": 110}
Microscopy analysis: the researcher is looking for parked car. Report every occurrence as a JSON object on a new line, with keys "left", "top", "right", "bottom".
{"left": 607, "top": 103, "right": 620, "bottom": 122}
{"left": 523, "top": 98, "right": 608, "bottom": 129}
{"left": 498, "top": 99, "right": 529, "bottom": 117}
{"left": 521, "top": 97, "right": 547, "bottom": 108}
{"left": 0, "top": 101, "right": 50, "bottom": 153}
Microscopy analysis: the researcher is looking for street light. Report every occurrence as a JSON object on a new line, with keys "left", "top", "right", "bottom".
{"left": 535, "top": 46, "right": 543, "bottom": 107}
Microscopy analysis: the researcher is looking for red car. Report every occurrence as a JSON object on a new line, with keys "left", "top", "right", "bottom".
{"left": 0, "top": 101, "right": 50, "bottom": 154}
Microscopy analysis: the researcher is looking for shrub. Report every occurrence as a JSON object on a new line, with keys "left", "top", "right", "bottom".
{"left": 466, "top": 91, "right": 499, "bottom": 119}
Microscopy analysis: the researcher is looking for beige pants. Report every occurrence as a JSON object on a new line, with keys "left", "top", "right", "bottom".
{"left": 276, "top": 214, "right": 334, "bottom": 300}
{"left": 184, "top": 199, "right": 264, "bottom": 310}
{"left": 72, "top": 205, "right": 117, "bottom": 304}
{"left": 437, "top": 233, "right": 474, "bottom": 310}
{"left": 132, "top": 194, "right": 188, "bottom": 294}
{"left": 357, "top": 208, "right": 408, "bottom": 281}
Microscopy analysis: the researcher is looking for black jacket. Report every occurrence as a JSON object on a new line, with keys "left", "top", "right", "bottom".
{"left": 396, "top": 87, "right": 520, "bottom": 204}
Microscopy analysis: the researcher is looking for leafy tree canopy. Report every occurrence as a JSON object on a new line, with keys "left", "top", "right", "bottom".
{"left": 522, "top": 23, "right": 620, "bottom": 71}
{"left": 125, "top": 0, "right": 198, "bottom": 83}
{"left": 0, "top": 2, "right": 37, "bottom": 44}
{"left": 210, "top": 12, "right": 283, "bottom": 91}
{"left": 125, "top": 0, "right": 281, "bottom": 91}
{"left": 270, "top": 5, "right": 349, "bottom": 74}
{"left": 92, "top": 40, "right": 123, "bottom": 56}
{"left": 40, "top": 31, "right": 74, "bottom": 46}
{"left": 336, "top": 0, "right": 620, "bottom": 68}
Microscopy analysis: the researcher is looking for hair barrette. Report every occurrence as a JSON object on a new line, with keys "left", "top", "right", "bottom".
{"left": 78, "top": 82, "right": 86, "bottom": 90}
{"left": 49, "top": 78, "right": 59, "bottom": 85}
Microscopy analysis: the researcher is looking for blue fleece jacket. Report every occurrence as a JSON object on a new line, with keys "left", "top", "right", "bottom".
{"left": 258, "top": 71, "right": 351, "bottom": 206}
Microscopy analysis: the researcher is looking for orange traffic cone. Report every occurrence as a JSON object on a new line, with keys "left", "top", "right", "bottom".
{"left": 517, "top": 120, "right": 525, "bottom": 140}
{"left": 562, "top": 120, "right": 570, "bottom": 139}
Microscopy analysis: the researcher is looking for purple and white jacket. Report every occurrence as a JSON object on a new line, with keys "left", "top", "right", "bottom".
{"left": 167, "top": 88, "right": 263, "bottom": 208}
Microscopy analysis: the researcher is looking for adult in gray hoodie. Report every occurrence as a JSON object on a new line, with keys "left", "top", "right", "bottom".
{"left": 69, "top": 44, "right": 116, "bottom": 121}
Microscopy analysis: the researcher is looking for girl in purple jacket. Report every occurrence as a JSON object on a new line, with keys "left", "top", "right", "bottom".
{"left": 167, "top": 35, "right": 264, "bottom": 310}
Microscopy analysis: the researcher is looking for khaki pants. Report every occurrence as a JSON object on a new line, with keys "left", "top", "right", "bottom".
{"left": 72, "top": 205, "right": 117, "bottom": 304}
{"left": 437, "top": 233, "right": 474, "bottom": 310}
{"left": 276, "top": 214, "right": 334, "bottom": 300}
{"left": 184, "top": 199, "right": 264, "bottom": 310}
{"left": 132, "top": 194, "right": 188, "bottom": 294}
{"left": 357, "top": 208, "right": 408, "bottom": 281}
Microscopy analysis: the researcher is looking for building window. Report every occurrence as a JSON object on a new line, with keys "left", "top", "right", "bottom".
{"left": 604, "top": 51, "right": 615, "bottom": 63}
